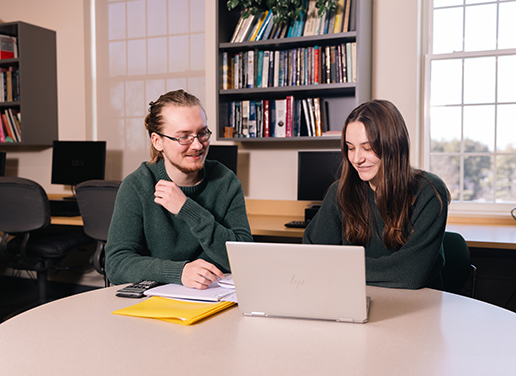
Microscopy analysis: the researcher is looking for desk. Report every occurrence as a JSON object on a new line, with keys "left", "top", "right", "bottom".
{"left": 48, "top": 196, "right": 516, "bottom": 249}
{"left": 0, "top": 286, "right": 515, "bottom": 375}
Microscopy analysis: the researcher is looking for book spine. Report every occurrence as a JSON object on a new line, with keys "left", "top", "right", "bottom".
{"left": 268, "top": 50, "right": 275, "bottom": 87}
{"left": 242, "top": 100, "right": 249, "bottom": 137}
{"left": 222, "top": 52, "right": 228, "bottom": 90}
{"left": 256, "top": 100, "right": 263, "bottom": 138}
{"left": 330, "top": 46, "right": 337, "bottom": 83}
{"left": 0, "top": 113, "right": 5, "bottom": 142}
{"left": 301, "top": 99, "right": 312, "bottom": 137}
{"left": 273, "top": 50, "right": 280, "bottom": 87}
{"left": 351, "top": 41, "right": 357, "bottom": 82}
{"left": 262, "top": 50, "right": 270, "bottom": 88}
{"left": 247, "top": 50, "right": 254, "bottom": 88}
{"left": 263, "top": 99, "right": 270, "bottom": 137}
{"left": 234, "top": 101, "right": 242, "bottom": 137}
{"left": 334, "top": 0, "right": 345, "bottom": 33}
{"left": 278, "top": 50, "right": 285, "bottom": 87}
{"left": 255, "top": 10, "right": 272, "bottom": 41}
{"left": 314, "top": 46, "right": 319, "bottom": 84}
{"left": 230, "top": 14, "right": 245, "bottom": 43}
{"left": 307, "top": 98, "right": 317, "bottom": 137}
{"left": 325, "top": 46, "right": 331, "bottom": 84}
{"left": 256, "top": 50, "right": 263, "bottom": 88}
{"left": 270, "top": 100, "right": 276, "bottom": 137}
{"left": 248, "top": 100, "right": 257, "bottom": 137}
{"left": 286, "top": 95, "right": 294, "bottom": 137}
{"left": 295, "top": 99, "right": 302, "bottom": 137}
{"left": 313, "top": 97, "right": 322, "bottom": 137}
{"left": 346, "top": 42, "right": 353, "bottom": 83}
{"left": 275, "top": 99, "right": 286, "bottom": 138}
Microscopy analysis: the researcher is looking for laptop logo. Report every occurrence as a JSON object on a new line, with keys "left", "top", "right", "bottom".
{"left": 290, "top": 275, "right": 304, "bottom": 290}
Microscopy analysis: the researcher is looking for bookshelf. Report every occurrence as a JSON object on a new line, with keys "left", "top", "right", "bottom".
{"left": 216, "top": 0, "right": 372, "bottom": 142}
{"left": 0, "top": 21, "right": 58, "bottom": 146}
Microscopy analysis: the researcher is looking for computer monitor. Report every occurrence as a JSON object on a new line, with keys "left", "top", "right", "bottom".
{"left": 207, "top": 145, "right": 238, "bottom": 174}
{"left": 0, "top": 151, "right": 5, "bottom": 177}
{"left": 51, "top": 141, "right": 106, "bottom": 196}
{"left": 297, "top": 150, "right": 343, "bottom": 202}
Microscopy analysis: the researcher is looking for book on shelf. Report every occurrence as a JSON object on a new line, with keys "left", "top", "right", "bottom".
{"left": 248, "top": 10, "right": 268, "bottom": 42}
{"left": 8, "top": 108, "right": 21, "bottom": 142}
{"left": 246, "top": 50, "right": 254, "bottom": 88}
{"left": 327, "top": 7, "right": 337, "bottom": 34}
{"left": 241, "top": 100, "right": 249, "bottom": 137}
{"left": 349, "top": 0, "right": 357, "bottom": 31}
{"left": 350, "top": 41, "right": 357, "bottom": 82}
{"left": 273, "top": 50, "right": 280, "bottom": 87}
{"left": 269, "top": 100, "right": 276, "bottom": 137}
{"left": 285, "top": 95, "right": 294, "bottom": 137}
{"left": 222, "top": 52, "right": 229, "bottom": 90}
{"left": 330, "top": 46, "right": 337, "bottom": 84}
{"left": 313, "top": 97, "right": 322, "bottom": 137}
{"left": 256, "top": 100, "right": 263, "bottom": 137}
{"left": 256, "top": 50, "right": 264, "bottom": 88}
{"left": 234, "top": 13, "right": 257, "bottom": 43}
{"left": 346, "top": 42, "right": 353, "bottom": 83}
{"left": 303, "top": 0, "right": 318, "bottom": 36}
{"left": 255, "top": 10, "right": 273, "bottom": 41}
{"left": 248, "top": 100, "right": 257, "bottom": 137}
{"left": 230, "top": 13, "right": 246, "bottom": 43}
{"left": 263, "top": 99, "right": 270, "bottom": 137}
{"left": 234, "top": 101, "right": 242, "bottom": 137}
{"left": 334, "top": 0, "right": 346, "bottom": 33}
{"left": 0, "top": 114, "right": 6, "bottom": 142}
{"left": 224, "top": 96, "right": 333, "bottom": 139}
{"left": 301, "top": 99, "right": 313, "bottom": 137}
{"left": 0, "top": 34, "right": 17, "bottom": 59}
{"left": 342, "top": 0, "right": 352, "bottom": 32}
{"left": 275, "top": 98, "right": 286, "bottom": 138}
{"left": 262, "top": 50, "right": 270, "bottom": 88}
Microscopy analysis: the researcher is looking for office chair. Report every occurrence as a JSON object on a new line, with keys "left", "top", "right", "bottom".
{"left": 75, "top": 179, "right": 121, "bottom": 287}
{"left": 441, "top": 231, "right": 477, "bottom": 298}
{"left": 0, "top": 177, "right": 94, "bottom": 303}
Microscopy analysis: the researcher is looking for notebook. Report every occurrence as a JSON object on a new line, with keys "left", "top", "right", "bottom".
{"left": 225, "top": 241, "right": 370, "bottom": 323}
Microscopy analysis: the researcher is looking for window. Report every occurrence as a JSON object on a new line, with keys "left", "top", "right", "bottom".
{"left": 92, "top": 0, "right": 206, "bottom": 177}
{"left": 424, "top": 0, "right": 516, "bottom": 214}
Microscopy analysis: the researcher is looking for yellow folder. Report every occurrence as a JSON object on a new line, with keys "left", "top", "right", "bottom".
{"left": 112, "top": 296, "right": 235, "bottom": 326}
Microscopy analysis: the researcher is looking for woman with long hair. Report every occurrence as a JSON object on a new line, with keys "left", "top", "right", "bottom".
{"left": 303, "top": 100, "right": 450, "bottom": 289}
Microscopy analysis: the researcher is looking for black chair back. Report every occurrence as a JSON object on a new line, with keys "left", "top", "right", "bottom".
{"left": 76, "top": 180, "right": 121, "bottom": 242}
{"left": 0, "top": 177, "right": 50, "bottom": 234}
{"left": 442, "top": 231, "right": 477, "bottom": 297}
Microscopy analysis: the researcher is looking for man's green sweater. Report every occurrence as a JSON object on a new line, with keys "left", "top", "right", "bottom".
{"left": 303, "top": 171, "right": 448, "bottom": 289}
{"left": 105, "top": 159, "right": 253, "bottom": 285}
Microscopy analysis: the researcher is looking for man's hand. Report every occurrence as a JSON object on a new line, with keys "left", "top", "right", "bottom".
{"left": 181, "top": 259, "right": 225, "bottom": 290}
{"left": 154, "top": 180, "right": 187, "bottom": 214}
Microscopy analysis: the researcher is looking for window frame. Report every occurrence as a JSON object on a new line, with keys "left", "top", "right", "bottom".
{"left": 422, "top": 0, "right": 516, "bottom": 217}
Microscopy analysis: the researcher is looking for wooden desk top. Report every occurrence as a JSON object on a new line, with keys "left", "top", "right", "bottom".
{"left": 1, "top": 285, "right": 515, "bottom": 375}
{"left": 49, "top": 196, "right": 516, "bottom": 249}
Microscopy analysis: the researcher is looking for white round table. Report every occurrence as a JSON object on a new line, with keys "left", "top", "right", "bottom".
{"left": 1, "top": 285, "right": 515, "bottom": 376}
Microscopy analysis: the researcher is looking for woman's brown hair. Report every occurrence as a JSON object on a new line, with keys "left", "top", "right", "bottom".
{"left": 338, "top": 99, "right": 426, "bottom": 250}
{"left": 145, "top": 89, "right": 205, "bottom": 164}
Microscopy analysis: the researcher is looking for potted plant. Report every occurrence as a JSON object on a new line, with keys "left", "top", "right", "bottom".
{"left": 226, "top": 0, "right": 337, "bottom": 24}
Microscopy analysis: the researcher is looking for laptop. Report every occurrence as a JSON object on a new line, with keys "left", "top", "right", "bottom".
{"left": 225, "top": 241, "right": 370, "bottom": 323}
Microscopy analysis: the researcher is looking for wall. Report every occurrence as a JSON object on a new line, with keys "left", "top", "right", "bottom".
{"left": 0, "top": 0, "right": 87, "bottom": 194}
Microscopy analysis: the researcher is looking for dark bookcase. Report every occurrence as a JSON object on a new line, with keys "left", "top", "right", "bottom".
{"left": 0, "top": 21, "right": 57, "bottom": 146}
{"left": 216, "top": 0, "right": 372, "bottom": 142}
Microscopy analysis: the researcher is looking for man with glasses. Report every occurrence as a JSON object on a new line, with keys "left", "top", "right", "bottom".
{"left": 105, "top": 90, "right": 253, "bottom": 289}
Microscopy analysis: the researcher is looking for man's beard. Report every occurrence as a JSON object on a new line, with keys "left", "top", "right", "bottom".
{"left": 167, "top": 151, "right": 206, "bottom": 174}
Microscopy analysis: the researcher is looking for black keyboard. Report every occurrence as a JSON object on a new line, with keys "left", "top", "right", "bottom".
{"left": 284, "top": 220, "right": 308, "bottom": 229}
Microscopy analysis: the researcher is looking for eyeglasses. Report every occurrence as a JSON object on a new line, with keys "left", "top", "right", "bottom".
{"left": 156, "top": 129, "right": 212, "bottom": 146}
